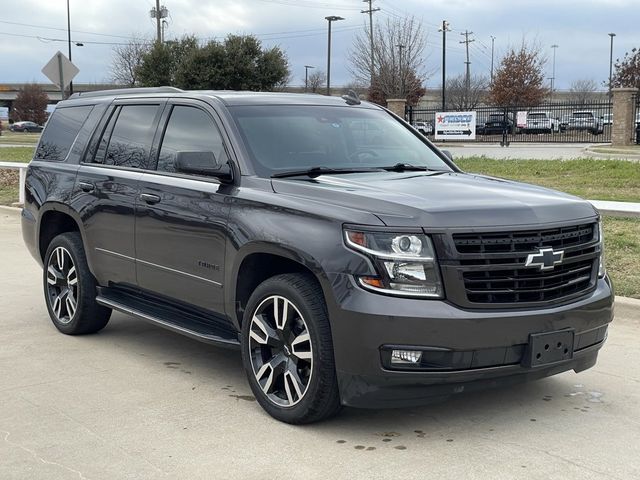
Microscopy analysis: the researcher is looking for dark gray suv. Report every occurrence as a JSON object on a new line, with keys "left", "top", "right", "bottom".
{"left": 22, "top": 87, "right": 613, "bottom": 423}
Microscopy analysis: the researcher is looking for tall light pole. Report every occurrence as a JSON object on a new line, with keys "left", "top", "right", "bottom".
{"left": 325, "top": 15, "right": 344, "bottom": 96}
{"left": 608, "top": 33, "right": 616, "bottom": 100}
{"left": 304, "top": 65, "right": 315, "bottom": 92}
{"left": 490, "top": 35, "right": 496, "bottom": 83}
{"left": 66, "top": 0, "right": 73, "bottom": 97}
{"left": 550, "top": 44, "right": 559, "bottom": 96}
{"left": 438, "top": 20, "right": 451, "bottom": 111}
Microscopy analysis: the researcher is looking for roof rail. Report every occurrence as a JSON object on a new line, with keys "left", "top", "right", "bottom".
{"left": 68, "top": 86, "right": 183, "bottom": 99}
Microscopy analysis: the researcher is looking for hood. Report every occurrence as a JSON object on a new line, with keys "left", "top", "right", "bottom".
{"left": 271, "top": 171, "right": 598, "bottom": 228}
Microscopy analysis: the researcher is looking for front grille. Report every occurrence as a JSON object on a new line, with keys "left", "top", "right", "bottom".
{"left": 443, "top": 222, "right": 599, "bottom": 307}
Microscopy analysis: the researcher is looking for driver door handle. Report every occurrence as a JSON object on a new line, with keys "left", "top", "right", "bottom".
{"left": 140, "top": 193, "right": 161, "bottom": 205}
{"left": 78, "top": 181, "right": 95, "bottom": 193}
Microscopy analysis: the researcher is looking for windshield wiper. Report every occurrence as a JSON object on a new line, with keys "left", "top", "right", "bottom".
{"left": 381, "top": 163, "right": 430, "bottom": 172}
{"left": 271, "top": 166, "right": 384, "bottom": 179}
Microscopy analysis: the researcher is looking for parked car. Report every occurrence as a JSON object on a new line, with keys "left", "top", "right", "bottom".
{"left": 522, "top": 112, "right": 560, "bottom": 134}
{"left": 483, "top": 112, "right": 515, "bottom": 135}
{"left": 566, "top": 111, "right": 604, "bottom": 135}
{"left": 9, "top": 121, "right": 43, "bottom": 133}
{"left": 22, "top": 87, "right": 613, "bottom": 424}
{"left": 602, "top": 113, "right": 613, "bottom": 126}
{"left": 412, "top": 121, "right": 433, "bottom": 135}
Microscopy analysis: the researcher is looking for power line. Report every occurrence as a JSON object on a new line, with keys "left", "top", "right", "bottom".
{"left": 0, "top": 19, "right": 134, "bottom": 39}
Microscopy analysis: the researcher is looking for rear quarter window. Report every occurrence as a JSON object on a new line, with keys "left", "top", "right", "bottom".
{"left": 35, "top": 105, "right": 94, "bottom": 162}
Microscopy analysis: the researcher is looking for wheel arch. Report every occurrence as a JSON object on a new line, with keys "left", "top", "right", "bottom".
{"left": 37, "top": 203, "right": 85, "bottom": 262}
{"left": 229, "top": 243, "right": 333, "bottom": 330}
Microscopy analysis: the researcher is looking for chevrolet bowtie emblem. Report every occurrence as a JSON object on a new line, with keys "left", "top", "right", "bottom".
{"left": 525, "top": 248, "right": 564, "bottom": 271}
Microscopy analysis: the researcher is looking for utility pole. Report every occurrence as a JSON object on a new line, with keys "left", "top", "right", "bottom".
{"left": 608, "top": 33, "right": 616, "bottom": 100}
{"left": 150, "top": 1, "right": 169, "bottom": 44}
{"left": 550, "top": 44, "right": 559, "bottom": 96}
{"left": 397, "top": 44, "right": 405, "bottom": 97}
{"left": 438, "top": 20, "right": 451, "bottom": 111}
{"left": 490, "top": 35, "right": 496, "bottom": 83}
{"left": 361, "top": 0, "right": 380, "bottom": 86}
{"left": 304, "top": 65, "right": 315, "bottom": 92}
{"left": 459, "top": 30, "right": 475, "bottom": 95}
{"left": 325, "top": 15, "right": 345, "bottom": 96}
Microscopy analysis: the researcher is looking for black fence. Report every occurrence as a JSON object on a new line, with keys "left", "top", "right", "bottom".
{"left": 633, "top": 93, "right": 640, "bottom": 144}
{"left": 406, "top": 101, "right": 613, "bottom": 144}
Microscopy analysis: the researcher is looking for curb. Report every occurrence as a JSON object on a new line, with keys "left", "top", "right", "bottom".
{"left": 615, "top": 296, "right": 640, "bottom": 324}
{"left": 0, "top": 205, "right": 21, "bottom": 215}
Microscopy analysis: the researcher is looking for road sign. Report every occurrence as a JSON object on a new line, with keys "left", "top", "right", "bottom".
{"left": 517, "top": 111, "right": 528, "bottom": 129}
{"left": 434, "top": 111, "right": 476, "bottom": 140}
{"left": 41, "top": 51, "right": 79, "bottom": 92}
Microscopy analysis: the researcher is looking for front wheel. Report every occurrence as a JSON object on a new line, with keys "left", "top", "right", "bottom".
{"left": 241, "top": 273, "right": 341, "bottom": 424}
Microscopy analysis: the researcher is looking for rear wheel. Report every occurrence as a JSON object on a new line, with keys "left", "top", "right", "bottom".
{"left": 241, "top": 273, "right": 341, "bottom": 424}
{"left": 43, "top": 232, "right": 111, "bottom": 335}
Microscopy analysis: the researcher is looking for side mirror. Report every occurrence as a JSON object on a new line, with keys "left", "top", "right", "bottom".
{"left": 441, "top": 149, "right": 454, "bottom": 161}
{"left": 175, "top": 151, "right": 233, "bottom": 182}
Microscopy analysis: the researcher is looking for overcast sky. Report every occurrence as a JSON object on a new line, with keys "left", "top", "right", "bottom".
{"left": 0, "top": 0, "right": 637, "bottom": 90}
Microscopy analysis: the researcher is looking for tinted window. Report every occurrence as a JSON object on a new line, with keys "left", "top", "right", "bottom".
{"left": 157, "top": 106, "right": 226, "bottom": 173}
{"left": 35, "top": 105, "right": 93, "bottom": 161}
{"left": 101, "top": 105, "right": 159, "bottom": 168}
{"left": 230, "top": 105, "right": 450, "bottom": 177}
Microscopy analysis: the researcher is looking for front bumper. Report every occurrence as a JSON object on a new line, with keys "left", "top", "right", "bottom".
{"left": 326, "top": 274, "right": 614, "bottom": 408}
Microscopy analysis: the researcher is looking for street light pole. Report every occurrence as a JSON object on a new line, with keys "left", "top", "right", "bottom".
{"left": 438, "top": 20, "right": 450, "bottom": 111}
{"left": 608, "top": 33, "right": 616, "bottom": 100}
{"left": 304, "top": 65, "right": 315, "bottom": 93}
{"left": 325, "top": 15, "right": 344, "bottom": 96}
{"left": 550, "top": 44, "right": 559, "bottom": 96}
{"left": 490, "top": 35, "right": 496, "bottom": 83}
{"left": 66, "top": 0, "right": 73, "bottom": 97}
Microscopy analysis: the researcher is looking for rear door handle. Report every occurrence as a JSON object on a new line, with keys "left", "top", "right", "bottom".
{"left": 78, "top": 181, "right": 95, "bottom": 193}
{"left": 140, "top": 193, "right": 161, "bottom": 205}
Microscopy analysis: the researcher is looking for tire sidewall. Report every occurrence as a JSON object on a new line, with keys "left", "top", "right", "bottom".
{"left": 241, "top": 276, "right": 331, "bottom": 423}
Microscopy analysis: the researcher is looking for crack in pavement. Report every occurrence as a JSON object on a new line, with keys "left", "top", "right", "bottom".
{"left": 1, "top": 429, "right": 90, "bottom": 480}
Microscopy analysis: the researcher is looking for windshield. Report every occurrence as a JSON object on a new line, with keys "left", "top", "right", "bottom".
{"left": 528, "top": 113, "right": 546, "bottom": 119}
{"left": 229, "top": 105, "right": 452, "bottom": 178}
{"left": 573, "top": 112, "right": 593, "bottom": 118}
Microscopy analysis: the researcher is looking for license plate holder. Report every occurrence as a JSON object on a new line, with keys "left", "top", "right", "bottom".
{"left": 522, "top": 329, "right": 575, "bottom": 367}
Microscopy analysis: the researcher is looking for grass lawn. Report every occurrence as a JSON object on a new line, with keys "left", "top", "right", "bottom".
{"left": 603, "top": 217, "right": 640, "bottom": 299}
{"left": 455, "top": 157, "right": 640, "bottom": 203}
{"left": 0, "top": 131, "right": 41, "bottom": 145}
{"left": 0, "top": 146, "right": 34, "bottom": 205}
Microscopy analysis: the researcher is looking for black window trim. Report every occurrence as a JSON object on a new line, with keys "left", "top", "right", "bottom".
{"left": 80, "top": 99, "right": 166, "bottom": 170}
{"left": 145, "top": 99, "right": 235, "bottom": 183}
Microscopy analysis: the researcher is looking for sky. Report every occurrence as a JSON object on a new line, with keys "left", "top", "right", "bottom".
{"left": 0, "top": 0, "right": 638, "bottom": 90}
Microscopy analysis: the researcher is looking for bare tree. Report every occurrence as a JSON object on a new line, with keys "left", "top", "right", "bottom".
{"left": 110, "top": 37, "right": 151, "bottom": 87}
{"left": 307, "top": 70, "right": 326, "bottom": 93}
{"left": 490, "top": 40, "right": 548, "bottom": 107}
{"left": 569, "top": 79, "right": 600, "bottom": 104}
{"left": 349, "top": 16, "right": 429, "bottom": 105}
{"left": 445, "top": 74, "right": 489, "bottom": 110}
{"left": 11, "top": 84, "right": 48, "bottom": 125}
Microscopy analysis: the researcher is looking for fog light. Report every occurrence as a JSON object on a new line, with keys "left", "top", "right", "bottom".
{"left": 391, "top": 349, "right": 423, "bottom": 364}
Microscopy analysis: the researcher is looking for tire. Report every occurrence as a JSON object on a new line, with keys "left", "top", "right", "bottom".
{"left": 43, "top": 232, "right": 111, "bottom": 335}
{"left": 241, "top": 273, "right": 341, "bottom": 424}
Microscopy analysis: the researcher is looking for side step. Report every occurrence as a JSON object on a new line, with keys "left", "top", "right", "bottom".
{"left": 96, "top": 288, "right": 240, "bottom": 349}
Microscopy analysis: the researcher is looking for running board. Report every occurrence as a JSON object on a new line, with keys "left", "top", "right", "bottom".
{"left": 96, "top": 289, "right": 240, "bottom": 349}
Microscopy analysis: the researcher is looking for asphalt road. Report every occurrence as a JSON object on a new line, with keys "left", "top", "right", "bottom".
{"left": 1, "top": 207, "right": 639, "bottom": 480}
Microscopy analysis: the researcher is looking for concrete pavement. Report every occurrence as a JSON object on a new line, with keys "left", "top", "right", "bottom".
{"left": 1, "top": 208, "right": 640, "bottom": 480}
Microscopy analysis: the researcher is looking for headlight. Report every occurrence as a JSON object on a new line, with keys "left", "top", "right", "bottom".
{"left": 344, "top": 229, "right": 443, "bottom": 298}
{"left": 598, "top": 221, "right": 606, "bottom": 278}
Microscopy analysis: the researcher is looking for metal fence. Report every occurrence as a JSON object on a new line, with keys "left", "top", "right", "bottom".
{"left": 633, "top": 93, "right": 640, "bottom": 144}
{"left": 406, "top": 101, "right": 613, "bottom": 145}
